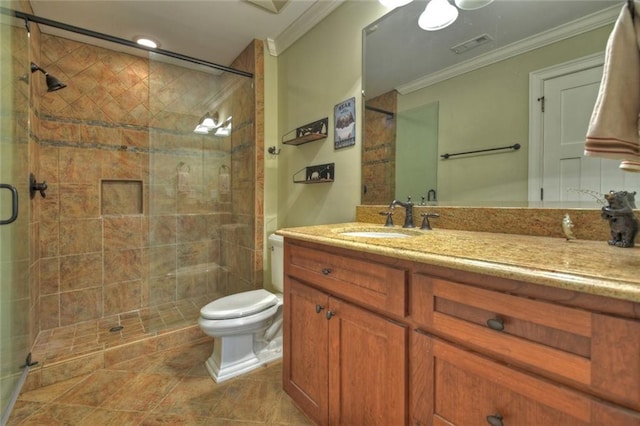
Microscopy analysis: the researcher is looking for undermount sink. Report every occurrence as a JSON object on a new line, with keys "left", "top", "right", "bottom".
{"left": 340, "top": 231, "right": 412, "bottom": 238}
{"left": 334, "top": 227, "right": 423, "bottom": 238}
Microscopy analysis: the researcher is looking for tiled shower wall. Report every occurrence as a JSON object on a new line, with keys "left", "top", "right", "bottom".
{"left": 32, "top": 32, "right": 262, "bottom": 332}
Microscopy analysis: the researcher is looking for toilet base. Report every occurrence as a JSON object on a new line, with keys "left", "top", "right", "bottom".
{"left": 205, "top": 334, "right": 283, "bottom": 383}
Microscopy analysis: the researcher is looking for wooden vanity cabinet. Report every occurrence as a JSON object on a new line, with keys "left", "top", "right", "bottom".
{"left": 283, "top": 240, "right": 408, "bottom": 426}
{"left": 282, "top": 237, "right": 640, "bottom": 425}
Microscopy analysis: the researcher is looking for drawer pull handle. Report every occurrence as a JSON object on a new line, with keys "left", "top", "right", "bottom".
{"left": 321, "top": 268, "right": 332, "bottom": 275}
{"left": 315, "top": 304, "right": 324, "bottom": 314}
{"left": 486, "top": 317, "right": 504, "bottom": 331}
{"left": 486, "top": 414, "right": 503, "bottom": 426}
{"left": 326, "top": 311, "right": 335, "bottom": 320}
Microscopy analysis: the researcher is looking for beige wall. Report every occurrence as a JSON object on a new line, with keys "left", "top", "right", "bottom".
{"left": 274, "top": 1, "right": 387, "bottom": 229}
{"left": 263, "top": 46, "right": 279, "bottom": 290}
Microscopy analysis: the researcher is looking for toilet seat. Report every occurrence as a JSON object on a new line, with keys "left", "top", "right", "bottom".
{"left": 200, "top": 289, "right": 278, "bottom": 320}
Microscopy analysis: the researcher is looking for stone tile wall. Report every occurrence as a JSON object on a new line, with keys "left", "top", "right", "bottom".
{"left": 362, "top": 90, "right": 397, "bottom": 205}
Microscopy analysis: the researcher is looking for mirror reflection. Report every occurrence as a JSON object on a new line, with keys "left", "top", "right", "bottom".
{"left": 362, "top": 0, "right": 640, "bottom": 207}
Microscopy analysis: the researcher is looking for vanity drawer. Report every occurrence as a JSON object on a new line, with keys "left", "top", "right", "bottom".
{"left": 411, "top": 333, "right": 640, "bottom": 426}
{"left": 411, "top": 274, "right": 640, "bottom": 411}
{"left": 285, "top": 240, "right": 407, "bottom": 317}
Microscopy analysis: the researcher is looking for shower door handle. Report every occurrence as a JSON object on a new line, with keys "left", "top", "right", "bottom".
{"left": 0, "top": 184, "right": 19, "bottom": 225}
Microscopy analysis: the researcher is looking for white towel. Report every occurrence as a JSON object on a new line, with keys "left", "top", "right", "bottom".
{"left": 584, "top": 1, "right": 640, "bottom": 172}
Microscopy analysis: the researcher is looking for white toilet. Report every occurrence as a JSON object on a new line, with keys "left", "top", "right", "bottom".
{"left": 198, "top": 233, "right": 284, "bottom": 383}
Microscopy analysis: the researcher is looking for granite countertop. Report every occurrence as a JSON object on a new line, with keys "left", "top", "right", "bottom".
{"left": 277, "top": 222, "right": 640, "bottom": 303}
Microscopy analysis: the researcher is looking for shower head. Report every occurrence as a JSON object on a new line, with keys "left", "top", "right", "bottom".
{"left": 30, "top": 62, "right": 67, "bottom": 92}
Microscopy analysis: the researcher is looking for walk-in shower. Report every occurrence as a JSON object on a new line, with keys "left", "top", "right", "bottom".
{"left": 1, "top": 4, "right": 263, "bottom": 422}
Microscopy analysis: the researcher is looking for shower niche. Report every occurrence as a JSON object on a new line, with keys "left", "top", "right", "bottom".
{"left": 101, "top": 179, "right": 143, "bottom": 216}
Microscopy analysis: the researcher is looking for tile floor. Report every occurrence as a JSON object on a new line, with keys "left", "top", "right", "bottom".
{"left": 7, "top": 341, "right": 313, "bottom": 425}
{"left": 30, "top": 298, "right": 209, "bottom": 366}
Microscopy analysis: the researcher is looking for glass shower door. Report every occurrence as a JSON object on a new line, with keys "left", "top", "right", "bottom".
{"left": 0, "top": 3, "right": 31, "bottom": 423}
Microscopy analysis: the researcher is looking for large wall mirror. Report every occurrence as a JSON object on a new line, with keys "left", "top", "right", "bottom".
{"left": 362, "top": 0, "right": 640, "bottom": 207}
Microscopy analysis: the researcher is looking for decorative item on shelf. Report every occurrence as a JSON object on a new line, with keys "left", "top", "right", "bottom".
{"left": 334, "top": 97, "right": 356, "bottom": 149}
{"left": 562, "top": 213, "right": 576, "bottom": 241}
{"left": 292, "top": 163, "right": 335, "bottom": 184}
{"left": 601, "top": 190, "right": 638, "bottom": 248}
{"left": 282, "top": 118, "right": 328, "bottom": 146}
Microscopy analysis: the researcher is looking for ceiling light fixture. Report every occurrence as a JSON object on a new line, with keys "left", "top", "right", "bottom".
{"left": 419, "top": 0, "right": 459, "bottom": 31}
{"left": 200, "top": 112, "right": 219, "bottom": 129}
{"left": 454, "top": 0, "right": 494, "bottom": 11}
{"left": 134, "top": 36, "right": 158, "bottom": 49}
{"left": 193, "top": 112, "right": 221, "bottom": 135}
{"left": 377, "top": 0, "right": 493, "bottom": 31}
{"left": 214, "top": 117, "right": 232, "bottom": 137}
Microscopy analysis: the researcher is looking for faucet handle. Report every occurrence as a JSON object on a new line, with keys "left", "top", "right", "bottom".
{"left": 379, "top": 211, "right": 394, "bottom": 227}
{"left": 420, "top": 212, "right": 440, "bottom": 230}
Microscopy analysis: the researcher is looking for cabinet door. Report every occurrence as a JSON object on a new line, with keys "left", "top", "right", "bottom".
{"left": 283, "top": 278, "right": 329, "bottom": 425}
{"left": 410, "top": 331, "right": 640, "bottom": 426}
{"left": 328, "top": 298, "right": 407, "bottom": 425}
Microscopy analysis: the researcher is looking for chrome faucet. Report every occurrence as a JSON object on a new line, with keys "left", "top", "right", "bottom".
{"left": 389, "top": 197, "right": 415, "bottom": 228}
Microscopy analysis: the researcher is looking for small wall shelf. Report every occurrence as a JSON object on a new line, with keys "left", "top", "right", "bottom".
{"left": 282, "top": 118, "right": 328, "bottom": 146}
{"left": 293, "top": 163, "right": 335, "bottom": 184}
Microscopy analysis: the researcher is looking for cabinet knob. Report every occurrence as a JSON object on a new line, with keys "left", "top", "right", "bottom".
{"left": 486, "top": 317, "right": 504, "bottom": 332}
{"left": 315, "top": 304, "right": 324, "bottom": 314}
{"left": 321, "top": 268, "right": 332, "bottom": 275}
{"left": 486, "top": 414, "right": 503, "bottom": 426}
{"left": 326, "top": 311, "right": 335, "bottom": 320}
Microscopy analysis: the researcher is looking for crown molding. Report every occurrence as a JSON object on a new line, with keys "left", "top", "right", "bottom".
{"left": 268, "top": 0, "right": 346, "bottom": 56}
{"left": 397, "top": 4, "right": 620, "bottom": 95}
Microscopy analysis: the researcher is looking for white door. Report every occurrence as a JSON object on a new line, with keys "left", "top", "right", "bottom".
{"left": 530, "top": 56, "right": 640, "bottom": 205}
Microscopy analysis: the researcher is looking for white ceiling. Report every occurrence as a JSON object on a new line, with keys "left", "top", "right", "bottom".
{"left": 27, "top": 0, "right": 342, "bottom": 70}
{"left": 364, "top": 0, "right": 623, "bottom": 98}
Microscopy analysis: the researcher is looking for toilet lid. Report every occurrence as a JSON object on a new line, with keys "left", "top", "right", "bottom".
{"left": 200, "top": 289, "right": 278, "bottom": 320}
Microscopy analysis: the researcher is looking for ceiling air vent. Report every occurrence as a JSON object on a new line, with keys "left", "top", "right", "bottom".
{"left": 451, "top": 33, "right": 494, "bottom": 54}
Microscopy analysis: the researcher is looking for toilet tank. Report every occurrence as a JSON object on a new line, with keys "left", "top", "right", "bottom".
{"left": 268, "top": 233, "right": 284, "bottom": 292}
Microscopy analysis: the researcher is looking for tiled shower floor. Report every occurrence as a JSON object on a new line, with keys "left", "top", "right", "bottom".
{"left": 31, "top": 297, "right": 210, "bottom": 366}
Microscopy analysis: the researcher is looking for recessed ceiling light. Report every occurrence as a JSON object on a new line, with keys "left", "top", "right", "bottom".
{"left": 134, "top": 37, "right": 158, "bottom": 49}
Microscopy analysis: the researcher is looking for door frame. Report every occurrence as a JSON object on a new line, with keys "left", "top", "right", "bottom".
{"left": 527, "top": 52, "right": 604, "bottom": 202}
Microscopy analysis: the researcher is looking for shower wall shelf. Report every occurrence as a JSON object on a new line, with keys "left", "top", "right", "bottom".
{"left": 293, "top": 163, "right": 335, "bottom": 184}
{"left": 282, "top": 117, "right": 328, "bottom": 146}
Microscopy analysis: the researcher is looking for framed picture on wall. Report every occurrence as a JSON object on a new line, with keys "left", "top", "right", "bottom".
{"left": 334, "top": 97, "right": 356, "bottom": 149}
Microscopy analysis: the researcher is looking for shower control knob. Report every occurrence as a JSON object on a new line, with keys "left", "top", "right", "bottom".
{"left": 29, "top": 173, "right": 48, "bottom": 199}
